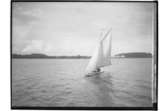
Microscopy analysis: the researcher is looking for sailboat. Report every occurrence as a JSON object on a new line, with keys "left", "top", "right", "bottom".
{"left": 85, "top": 28, "right": 112, "bottom": 77}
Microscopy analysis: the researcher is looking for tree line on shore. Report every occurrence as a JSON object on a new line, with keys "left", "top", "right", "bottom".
{"left": 12, "top": 52, "right": 152, "bottom": 59}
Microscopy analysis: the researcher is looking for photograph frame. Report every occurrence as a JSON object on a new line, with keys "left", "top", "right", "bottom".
{"left": 10, "top": 0, "right": 158, "bottom": 110}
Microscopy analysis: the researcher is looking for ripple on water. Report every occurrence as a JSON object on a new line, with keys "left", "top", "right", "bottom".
{"left": 12, "top": 58, "right": 153, "bottom": 107}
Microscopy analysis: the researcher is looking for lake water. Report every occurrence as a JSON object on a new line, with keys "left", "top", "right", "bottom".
{"left": 12, "top": 58, "right": 153, "bottom": 107}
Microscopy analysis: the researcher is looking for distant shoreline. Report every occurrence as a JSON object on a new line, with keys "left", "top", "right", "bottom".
{"left": 12, "top": 52, "right": 152, "bottom": 59}
{"left": 12, "top": 57, "right": 90, "bottom": 59}
{"left": 12, "top": 57, "right": 152, "bottom": 59}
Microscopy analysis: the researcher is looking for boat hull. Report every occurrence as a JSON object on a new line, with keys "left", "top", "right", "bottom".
{"left": 85, "top": 71, "right": 104, "bottom": 77}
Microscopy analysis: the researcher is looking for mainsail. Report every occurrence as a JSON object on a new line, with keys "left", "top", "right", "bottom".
{"left": 86, "top": 29, "right": 112, "bottom": 73}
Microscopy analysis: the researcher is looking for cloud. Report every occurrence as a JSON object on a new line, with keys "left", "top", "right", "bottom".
{"left": 21, "top": 40, "right": 54, "bottom": 55}
{"left": 12, "top": 2, "right": 42, "bottom": 25}
{"left": 22, "top": 40, "right": 44, "bottom": 53}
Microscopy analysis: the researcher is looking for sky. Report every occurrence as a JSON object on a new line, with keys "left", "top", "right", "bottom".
{"left": 12, "top": 2, "right": 156, "bottom": 56}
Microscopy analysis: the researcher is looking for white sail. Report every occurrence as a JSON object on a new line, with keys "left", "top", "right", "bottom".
{"left": 86, "top": 29, "right": 112, "bottom": 73}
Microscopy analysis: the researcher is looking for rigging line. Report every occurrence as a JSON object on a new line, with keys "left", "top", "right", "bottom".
{"left": 101, "top": 28, "right": 112, "bottom": 41}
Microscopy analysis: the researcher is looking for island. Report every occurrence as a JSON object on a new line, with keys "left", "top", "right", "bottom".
{"left": 114, "top": 52, "right": 152, "bottom": 58}
{"left": 12, "top": 54, "right": 91, "bottom": 59}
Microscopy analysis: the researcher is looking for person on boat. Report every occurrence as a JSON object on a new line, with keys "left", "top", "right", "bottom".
{"left": 92, "top": 68, "right": 101, "bottom": 73}
{"left": 97, "top": 68, "right": 101, "bottom": 72}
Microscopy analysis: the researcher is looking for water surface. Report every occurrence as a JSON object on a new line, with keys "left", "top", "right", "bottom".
{"left": 12, "top": 58, "right": 153, "bottom": 107}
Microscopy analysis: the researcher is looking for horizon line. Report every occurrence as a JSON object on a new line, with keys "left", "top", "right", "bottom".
{"left": 12, "top": 51, "right": 153, "bottom": 56}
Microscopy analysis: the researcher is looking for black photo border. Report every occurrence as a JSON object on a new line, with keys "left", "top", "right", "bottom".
{"left": 10, "top": 0, "right": 158, "bottom": 110}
